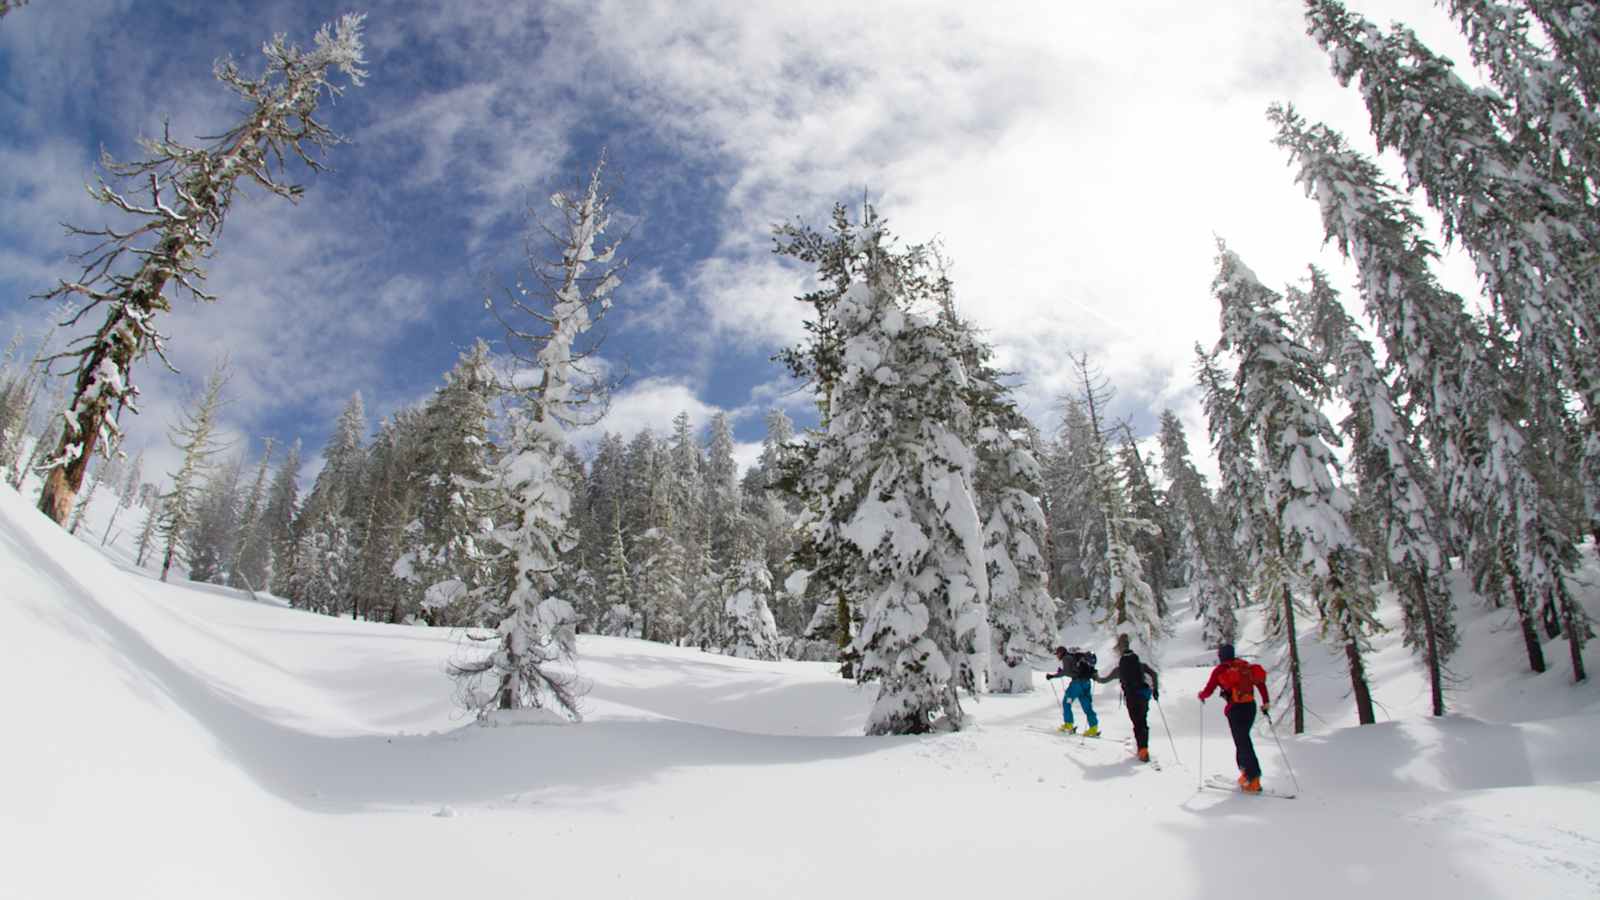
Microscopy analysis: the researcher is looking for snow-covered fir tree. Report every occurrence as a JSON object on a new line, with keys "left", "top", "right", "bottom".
{"left": 1272, "top": 105, "right": 1588, "bottom": 681}
{"left": 292, "top": 393, "right": 367, "bottom": 612}
{"left": 935, "top": 280, "right": 1055, "bottom": 693}
{"left": 100, "top": 448, "right": 144, "bottom": 546}
{"left": 452, "top": 157, "right": 624, "bottom": 719}
{"left": 1301, "top": 1, "right": 1593, "bottom": 678}
{"left": 1156, "top": 409, "right": 1242, "bottom": 646}
{"left": 1213, "top": 246, "right": 1381, "bottom": 726}
{"left": 186, "top": 454, "right": 244, "bottom": 585}
{"left": 1068, "top": 353, "right": 1162, "bottom": 649}
{"left": 776, "top": 205, "right": 988, "bottom": 735}
{"left": 157, "top": 365, "right": 229, "bottom": 582}
{"left": 397, "top": 341, "right": 499, "bottom": 625}
{"left": 1197, "top": 346, "right": 1308, "bottom": 730}
{"left": 1289, "top": 269, "right": 1458, "bottom": 715}
{"left": 262, "top": 440, "right": 301, "bottom": 596}
{"left": 231, "top": 440, "right": 274, "bottom": 593}
{"left": 722, "top": 544, "right": 781, "bottom": 660}
{"left": 32, "top": 15, "right": 367, "bottom": 526}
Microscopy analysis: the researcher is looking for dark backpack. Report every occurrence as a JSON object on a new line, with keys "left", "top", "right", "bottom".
{"left": 1066, "top": 650, "right": 1097, "bottom": 680}
{"left": 1117, "top": 651, "right": 1148, "bottom": 694}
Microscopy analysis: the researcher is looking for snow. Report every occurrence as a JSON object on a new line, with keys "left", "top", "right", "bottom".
{"left": 5, "top": 485, "right": 1600, "bottom": 898}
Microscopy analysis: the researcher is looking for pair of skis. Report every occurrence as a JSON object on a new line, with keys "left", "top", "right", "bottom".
{"left": 1200, "top": 774, "right": 1295, "bottom": 799}
{"left": 1030, "top": 725, "right": 1163, "bottom": 771}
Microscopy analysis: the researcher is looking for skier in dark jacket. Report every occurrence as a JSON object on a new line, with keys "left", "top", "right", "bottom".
{"left": 1045, "top": 646, "right": 1099, "bottom": 736}
{"left": 1096, "top": 634, "right": 1159, "bottom": 762}
{"left": 1198, "top": 642, "right": 1270, "bottom": 793}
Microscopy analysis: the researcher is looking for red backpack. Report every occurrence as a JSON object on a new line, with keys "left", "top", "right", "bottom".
{"left": 1217, "top": 658, "right": 1266, "bottom": 704}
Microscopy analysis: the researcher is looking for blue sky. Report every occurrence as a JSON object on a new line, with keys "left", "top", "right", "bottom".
{"left": 0, "top": 0, "right": 1479, "bottom": 484}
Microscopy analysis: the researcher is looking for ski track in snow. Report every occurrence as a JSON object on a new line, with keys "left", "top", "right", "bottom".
{"left": 4, "top": 486, "right": 1599, "bottom": 900}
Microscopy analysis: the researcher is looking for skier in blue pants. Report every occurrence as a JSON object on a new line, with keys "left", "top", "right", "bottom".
{"left": 1045, "top": 646, "right": 1099, "bottom": 736}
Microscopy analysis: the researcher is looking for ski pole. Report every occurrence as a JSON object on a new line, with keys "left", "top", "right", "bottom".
{"left": 1197, "top": 699, "right": 1205, "bottom": 790}
{"left": 1155, "top": 695, "right": 1180, "bottom": 765}
{"left": 1048, "top": 676, "right": 1061, "bottom": 722}
{"left": 1262, "top": 708, "right": 1302, "bottom": 796}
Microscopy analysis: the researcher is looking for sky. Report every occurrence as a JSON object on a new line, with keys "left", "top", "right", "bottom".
{"left": 0, "top": 0, "right": 1485, "bottom": 487}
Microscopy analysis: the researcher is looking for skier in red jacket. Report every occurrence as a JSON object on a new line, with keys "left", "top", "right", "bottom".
{"left": 1197, "top": 643, "right": 1269, "bottom": 793}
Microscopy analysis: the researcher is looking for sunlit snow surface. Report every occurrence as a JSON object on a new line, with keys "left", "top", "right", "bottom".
{"left": 3, "top": 486, "right": 1598, "bottom": 899}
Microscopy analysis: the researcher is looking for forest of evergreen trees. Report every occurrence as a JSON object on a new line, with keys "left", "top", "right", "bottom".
{"left": 2, "top": 1, "right": 1594, "bottom": 734}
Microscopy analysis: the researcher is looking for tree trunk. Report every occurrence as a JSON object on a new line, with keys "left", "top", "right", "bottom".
{"left": 1344, "top": 640, "right": 1376, "bottom": 725}
{"left": 1508, "top": 567, "right": 1547, "bottom": 673}
{"left": 1282, "top": 583, "right": 1305, "bottom": 734}
{"left": 836, "top": 589, "right": 854, "bottom": 680}
{"left": 160, "top": 541, "right": 177, "bottom": 583}
{"left": 1560, "top": 587, "right": 1588, "bottom": 683}
{"left": 1415, "top": 571, "right": 1446, "bottom": 717}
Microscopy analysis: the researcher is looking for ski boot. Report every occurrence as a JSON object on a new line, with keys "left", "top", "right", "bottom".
{"left": 1237, "top": 771, "right": 1249, "bottom": 787}
{"left": 1242, "top": 777, "right": 1262, "bottom": 794}
{"left": 1137, "top": 747, "right": 1150, "bottom": 763}
{"left": 1083, "top": 725, "right": 1100, "bottom": 738}
{"left": 1057, "top": 723, "right": 1076, "bottom": 734}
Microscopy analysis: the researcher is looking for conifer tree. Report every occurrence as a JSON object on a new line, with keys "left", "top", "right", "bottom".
{"left": 599, "top": 512, "right": 635, "bottom": 636}
{"left": 1069, "top": 354, "right": 1161, "bottom": 648}
{"left": 34, "top": 15, "right": 368, "bottom": 525}
{"left": 101, "top": 448, "right": 143, "bottom": 546}
{"left": 398, "top": 341, "right": 498, "bottom": 624}
{"left": 1157, "top": 409, "right": 1242, "bottom": 645}
{"left": 186, "top": 454, "right": 244, "bottom": 585}
{"left": 1044, "top": 398, "right": 1100, "bottom": 616}
{"left": 135, "top": 494, "right": 163, "bottom": 568}
{"left": 1273, "top": 105, "right": 1587, "bottom": 680}
{"left": 1289, "top": 269, "right": 1458, "bottom": 715}
{"left": 158, "top": 364, "right": 229, "bottom": 582}
{"left": 1302, "top": 1, "right": 1595, "bottom": 679}
{"left": 937, "top": 281, "right": 1055, "bottom": 693}
{"left": 68, "top": 454, "right": 110, "bottom": 536}
{"left": 454, "top": 157, "right": 623, "bottom": 719}
{"left": 722, "top": 540, "right": 781, "bottom": 660}
{"left": 1214, "top": 246, "right": 1381, "bottom": 726}
{"left": 777, "top": 205, "right": 988, "bottom": 734}
{"left": 231, "top": 439, "right": 275, "bottom": 593}
{"left": 263, "top": 440, "right": 302, "bottom": 596}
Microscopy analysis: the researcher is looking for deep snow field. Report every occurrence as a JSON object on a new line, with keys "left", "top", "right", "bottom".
{"left": 4, "top": 484, "right": 1599, "bottom": 900}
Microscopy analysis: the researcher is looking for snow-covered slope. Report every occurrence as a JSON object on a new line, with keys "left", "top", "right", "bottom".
{"left": 4, "top": 486, "right": 1598, "bottom": 899}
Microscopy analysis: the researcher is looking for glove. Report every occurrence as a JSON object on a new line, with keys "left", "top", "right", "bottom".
{"left": 1151, "top": 689, "right": 1159, "bottom": 701}
{"left": 1261, "top": 704, "right": 1269, "bottom": 714}
{"left": 1196, "top": 692, "right": 1206, "bottom": 703}
{"left": 1045, "top": 673, "right": 1056, "bottom": 680}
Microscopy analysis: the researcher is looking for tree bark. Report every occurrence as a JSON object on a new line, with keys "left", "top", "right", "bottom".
{"left": 1560, "top": 587, "right": 1588, "bottom": 683}
{"left": 1415, "top": 571, "right": 1446, "bottom": 717}
{"left": 1283, "top": 583, "right": 1305, "bottom": 734}
{"left": 1508, "top": 567, "right": 1547, "bottom": 673}
{"left": 836, "top": 588, "right": 854, "bottom": 679}
{"left": 1345, "top": 640, "right": 1376, "bottom": 725}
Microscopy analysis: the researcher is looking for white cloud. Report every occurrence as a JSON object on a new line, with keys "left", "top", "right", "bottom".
{"left": 569, "top": 376, "right": 720, "bottom": 451}
{"left": 546, "top": 0, "right": 1481, "bottom": 439}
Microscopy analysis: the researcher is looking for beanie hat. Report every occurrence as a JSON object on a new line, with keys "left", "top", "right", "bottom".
{"left": 1218, "top": 643, "right": 1236, "bottom": 662}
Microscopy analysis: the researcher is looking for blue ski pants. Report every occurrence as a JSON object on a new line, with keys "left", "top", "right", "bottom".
{"left": 1061, "top": 679, "right": 1098, "bottom": 728}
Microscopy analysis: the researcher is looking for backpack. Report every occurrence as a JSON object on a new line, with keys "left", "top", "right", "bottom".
{"left": 1066, "top": 650, "right": 1097, "bottom": 680}
{"left": 1217, "top": 658, "right": 1266, "bottom": 704}
{"left": 1116, "top": 651, "right": 1147, "bottom": 694}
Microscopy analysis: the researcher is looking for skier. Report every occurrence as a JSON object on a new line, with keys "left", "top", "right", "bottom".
{"left": 1044, "top": 646, "right": 1099, "bottom": 736}
{"left": 1197, "top": 642, "right": 1270, "bottom": 794}
{"left": 1096, "top": 634, "right": 1159, "bottom": 762}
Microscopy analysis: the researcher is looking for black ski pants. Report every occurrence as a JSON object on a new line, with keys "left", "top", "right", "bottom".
{"left": 1227, "top": 701, "right": 1261, "bottom": 780}
{"left": 1126, "top": 691, "right": 1151, "bottom": 750}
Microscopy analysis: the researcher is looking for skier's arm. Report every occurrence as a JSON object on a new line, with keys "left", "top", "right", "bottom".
{"left": 1145, "top": 664, "right": 1159, "bottom": 698}
{"left": 1257, "top": 679, "right": 1271, "bottom": 708}
{"left": 1197, "top": 667, "right": 1221, "bottom": 700}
